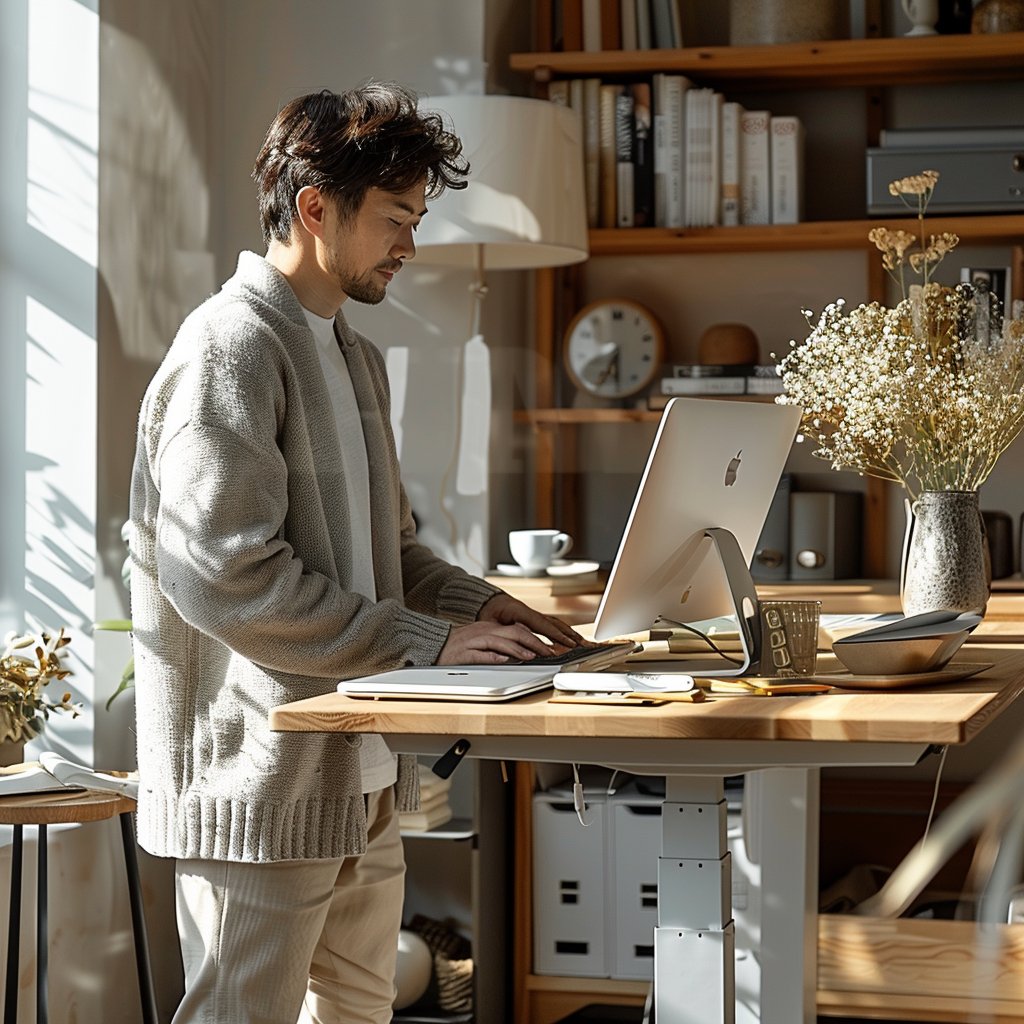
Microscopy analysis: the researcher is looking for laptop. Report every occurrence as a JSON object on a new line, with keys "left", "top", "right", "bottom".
{"left": 338, "top": 640, "right": 639, "bottom": 702}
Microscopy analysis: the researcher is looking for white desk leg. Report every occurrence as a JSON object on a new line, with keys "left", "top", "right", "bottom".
{"left": 655, "top": 776, "right": 735, "bottom": 1024}
{"left": 744, "top": 768, "right": 820, "bottom": 1024}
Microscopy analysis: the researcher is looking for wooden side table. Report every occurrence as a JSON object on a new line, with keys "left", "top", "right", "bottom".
{"left": 0, "top": 789, "right": 158, "bottom": 1024}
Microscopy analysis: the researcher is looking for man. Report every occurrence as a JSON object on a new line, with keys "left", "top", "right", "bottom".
{"left": 129, "top": 82, "right": 581, "bottom": 1023}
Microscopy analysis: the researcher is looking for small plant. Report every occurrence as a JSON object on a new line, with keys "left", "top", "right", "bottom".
{"left": 0, "top": 627, "right": 81, "bottom": 742}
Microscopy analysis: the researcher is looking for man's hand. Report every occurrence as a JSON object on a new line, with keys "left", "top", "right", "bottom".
{"left": 477, "top": 593, "right": 584, "bottom": 648}
{"left": 435, "top": 594, "right": 587, "bottom": 666}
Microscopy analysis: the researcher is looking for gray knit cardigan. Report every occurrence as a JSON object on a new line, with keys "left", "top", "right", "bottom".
{"left": 129, "top": 252, "right": 501, "bottom": 862}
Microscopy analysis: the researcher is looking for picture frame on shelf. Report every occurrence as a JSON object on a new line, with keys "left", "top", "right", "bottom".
{"left": 959, "top": 265, "right": 1012, "bottom": 317}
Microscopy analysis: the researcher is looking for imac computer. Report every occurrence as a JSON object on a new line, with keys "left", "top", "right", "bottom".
{"left": 592, "top": 396, "right": 803, "bottom": 675}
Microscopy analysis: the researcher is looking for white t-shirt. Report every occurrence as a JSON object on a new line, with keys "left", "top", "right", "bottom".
{"left": 303, "top": 306, "right": 397, "bottom": 794}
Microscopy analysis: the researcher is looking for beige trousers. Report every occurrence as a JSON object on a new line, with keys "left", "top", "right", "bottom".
{"left": 172, "top": 787, "right": 406, "bottom": 1024}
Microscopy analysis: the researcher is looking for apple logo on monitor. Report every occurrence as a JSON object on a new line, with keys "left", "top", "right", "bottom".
{"left": 724, "top": 450, "right": 742, "bottom": 486}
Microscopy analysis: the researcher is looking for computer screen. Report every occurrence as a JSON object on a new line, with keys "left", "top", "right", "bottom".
{"left": 592, "top": 397, "right": 802, "bottom": 673}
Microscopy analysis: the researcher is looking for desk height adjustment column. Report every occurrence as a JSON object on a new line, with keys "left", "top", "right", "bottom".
{"left": 655, "top": 777, "right": 735, "bottom": 1024}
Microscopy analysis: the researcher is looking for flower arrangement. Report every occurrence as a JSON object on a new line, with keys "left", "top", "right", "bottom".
{"left": 776, "top": 170, "right": 1024, "bottom": 500}
{"left": 0, "top": 628, "right": 81, "bottom": 743}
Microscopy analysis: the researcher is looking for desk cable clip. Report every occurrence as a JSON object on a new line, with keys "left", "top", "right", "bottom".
{"left": 571, "top": 763, "right": 591, "bottom": 827}
{"left": 432, "top": 738, "right": 471, "bottom": 780}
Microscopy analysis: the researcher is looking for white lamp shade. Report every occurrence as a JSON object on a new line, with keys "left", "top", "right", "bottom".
{"left": 415, "top": 95, "right": 589, "bottom": 270}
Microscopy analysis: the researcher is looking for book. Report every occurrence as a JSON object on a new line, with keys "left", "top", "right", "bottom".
{"left": 770, "top": 115, "right": 804, "bottom": 225}
{"left": 631, "top": 82, "right": 654, "bottom": 226}
{"left": 707, "top": 91, "right": 724, "bottom": 226}
{"left": 740, "top": 109, "right": 771, "bottom": 226}
{"left": 582, "top": 77, "right": 602, "bottom": 228}
{"left": 653, "top": 73, "right": 689, "bottom": 228}
{"left": 599, "top": 83, "right": 621, "bottom": 228}
{"left": 615, "top": 88, "right": 635, "bottom": 227}
{"left": 635, "top": 0, "right": 652, "bottom": 48}
{"left": 582, "top": 0, "right": 601, "bottom": 50}
{"left": 745, "top": 374, "right": 784, "bottom": 395}
{"left": 672, "top": 362, "right": 756, "bottom": 377}
{"left": 0, "top": 762, "right": 80, "bottom": 797}
{"left": 660, "top": 375, "right": 746, "bottom": 395}
{"left": 620, "top": 0, "right": 637, "bottom": 48}
{"left": 684, "top": 87, "right": 702, "bottom": 226}
{"left": 651, "top": 0, "right": 681, "bottom": 46}
{"left": 720, "top": 101, "right": 743, "bottom": 227}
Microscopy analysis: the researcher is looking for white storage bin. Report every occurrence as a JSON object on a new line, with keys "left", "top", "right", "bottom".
{"left": 532, "top": 789, "right": 609, "bottom": 977}
{"left": 609, "top": 786, "right": 662, "bottom": 979}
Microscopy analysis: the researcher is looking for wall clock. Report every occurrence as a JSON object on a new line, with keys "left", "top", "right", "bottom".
{"left": 563, "top": 298, "right": 665, "bottom": 399}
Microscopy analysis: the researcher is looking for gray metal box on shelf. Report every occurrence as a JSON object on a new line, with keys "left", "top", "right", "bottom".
{"left": 867, "top": 145, "right": 1024, "bottom": 215}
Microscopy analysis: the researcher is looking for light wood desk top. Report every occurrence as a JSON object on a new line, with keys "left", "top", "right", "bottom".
{"left": 270, "top": 644, "right": 1024, "bottom": 750}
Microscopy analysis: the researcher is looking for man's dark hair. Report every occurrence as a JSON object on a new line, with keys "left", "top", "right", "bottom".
{"left": 252, "top": 81, "right": 469, "bottom": 246}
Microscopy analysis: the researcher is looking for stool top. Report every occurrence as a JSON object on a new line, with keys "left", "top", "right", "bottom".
{"left": 0, "top": 788, "right": 137, "bottom": 825}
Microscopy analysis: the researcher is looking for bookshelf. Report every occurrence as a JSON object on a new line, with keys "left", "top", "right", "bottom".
{"left": 508, "top": 27, "right": 1024, "bottom": 1024}
{"left": 512, "top": 34, "right": 1024, "bottom": 580}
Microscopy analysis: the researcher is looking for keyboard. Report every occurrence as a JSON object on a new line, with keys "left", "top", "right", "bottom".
{"left": 510, "top": 641, "right": 636, "bottom": 667}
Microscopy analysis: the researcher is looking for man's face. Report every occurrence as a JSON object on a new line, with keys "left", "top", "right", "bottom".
{"left": 322, "top": 181, "right": 427, "bottom": 305}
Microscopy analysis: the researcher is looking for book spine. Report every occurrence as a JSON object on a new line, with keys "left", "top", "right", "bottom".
{"left": 684, "top": 88, "right": 700, "bottom": 226}
{"left": 740, "top": 109, "right": 771, "bottom": 226}
{"left": 620, "top": 0, "right": 637, "bottom": 49}
{"left": 635, "top": 0, "right": 652, "bottom": 48}
{"left": 720, "top": 101, "right": 743, "bottom": 227}
{"left": 631, "top": 81, "right": 654, "bottom": 227}
{"left": 582, "top": 77, "right": 602, "bottom": 228}
{"left": 599, "top": 83, "right": 620, "bottom": 228}
{"left": 744, "top": 375, "right": 784, "bottom": 395}
{"left": 770, "top": 115, "right": 804, "bottom": 225}
{"left": 708, "top": 91, "right": 723, "bottom": 226}
{"left": 661, "top": 375, "right": 746, "bottom": 395}
{"left": 582, "top": 0, "right": 602, "bottom": 50}
{"left": 672, "top": 362, "right": 755, "bottom": 377}
{"left": 615, "top": 89, "right": 636, "bottom": 227}
{"left": 651, "top": 0, "right": 673, "bottom": 47}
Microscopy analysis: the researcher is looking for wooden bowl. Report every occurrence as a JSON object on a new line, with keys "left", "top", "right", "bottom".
{"left": 698, "top": 323, "right": 761, "bottom": 365}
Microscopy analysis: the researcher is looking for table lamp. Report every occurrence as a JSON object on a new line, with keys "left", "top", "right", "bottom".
{"left": 412, "top": 94, "right": 588, "bottom": 566}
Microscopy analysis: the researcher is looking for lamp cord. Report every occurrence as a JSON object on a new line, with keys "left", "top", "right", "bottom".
{"left": 437, "top": 248, "right": 488, "bottom": 573}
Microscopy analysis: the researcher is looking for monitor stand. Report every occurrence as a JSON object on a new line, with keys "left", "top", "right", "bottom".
{"left": 654, "top": 527, "right": 762, "bottom": 677}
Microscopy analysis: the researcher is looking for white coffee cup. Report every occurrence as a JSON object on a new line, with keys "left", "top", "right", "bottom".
{"left": 509, "top": 529, "right": 573, "bottom": 571}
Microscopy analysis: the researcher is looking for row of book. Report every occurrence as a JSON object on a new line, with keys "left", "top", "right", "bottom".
{"left": 550, "top": 75, "right": 804, "bottom": 229}
{"left": 539, "top": 0, "right": 686, "bottom": 53}
{"left": 647, "top": 363, "right": 784, "bottom": 408}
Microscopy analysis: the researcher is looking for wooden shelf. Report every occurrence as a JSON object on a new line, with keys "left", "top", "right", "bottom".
{"left": 511, "top": 33, "right": 1024, "bottom": 89}
{"left": 587, "top": 215, "right": 1024, "bottom": 256}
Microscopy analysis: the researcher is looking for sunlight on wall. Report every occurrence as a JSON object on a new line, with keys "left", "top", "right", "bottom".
{"left": 24, "top": 296, "right": 96, "bottom": 751}
{"left": 27, "top": 0, "right": 98, "bottom": 267}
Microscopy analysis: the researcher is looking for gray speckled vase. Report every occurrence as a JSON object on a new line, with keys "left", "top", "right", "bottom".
{"left": 901, "top": 491, "right": 990, "bottom": 616}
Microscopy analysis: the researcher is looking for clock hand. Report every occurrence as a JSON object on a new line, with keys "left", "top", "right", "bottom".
{"left": 595, "top": 347, "right": 620, "bottom": 386}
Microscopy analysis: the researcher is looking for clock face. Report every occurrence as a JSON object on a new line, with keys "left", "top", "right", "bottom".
{"left": 564, "top": 299, "right": 664, "bottom": 399}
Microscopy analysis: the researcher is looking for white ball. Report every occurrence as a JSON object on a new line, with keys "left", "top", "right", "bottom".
{"left": 393, "top": 929, "right": 433, "bottom": 1010}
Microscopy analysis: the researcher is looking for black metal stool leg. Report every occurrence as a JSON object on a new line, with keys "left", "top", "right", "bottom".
{"left": 36, "top": 823, "right": 47, "bottom": 1024}
{"left": 118, "top": 813, "right": 158, "bottom": 1024}
{"left": 5, "top": 825, "right": 22, "bottom": 1024}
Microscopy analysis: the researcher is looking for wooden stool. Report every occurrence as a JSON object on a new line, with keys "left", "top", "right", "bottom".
{"left": 0, "top": 789, "right": 157, "bottom": 1024}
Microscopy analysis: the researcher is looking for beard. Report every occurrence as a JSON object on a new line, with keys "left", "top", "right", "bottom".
{"left": 325, "top": 248, "right": 393, "bottom": 305}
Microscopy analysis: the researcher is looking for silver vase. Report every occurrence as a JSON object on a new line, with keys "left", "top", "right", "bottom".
{"left": 901, "top": 490, "right": 990, "bottom": 616}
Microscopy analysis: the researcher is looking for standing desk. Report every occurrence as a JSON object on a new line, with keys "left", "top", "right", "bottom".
{"left": 270, "top": 644, "right": 1024, "bottom": 1024}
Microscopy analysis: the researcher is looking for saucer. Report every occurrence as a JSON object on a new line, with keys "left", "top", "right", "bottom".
{"left": 495, "top": 563, "right": 551, "bottom": 577}
{"left": 546, "top": 560, "right": 600, "bottom": 577}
